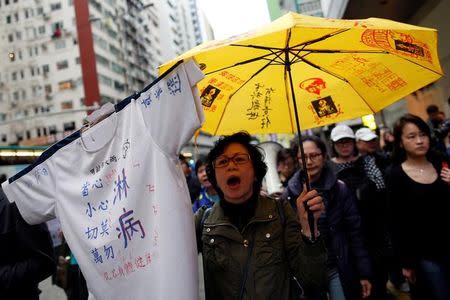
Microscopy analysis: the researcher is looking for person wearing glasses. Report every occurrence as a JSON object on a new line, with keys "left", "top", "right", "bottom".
{"left": 195, "top": 131, "right": 327, "bottom": 300}
{"left": 282, "top": 136, "right": 372, "bottom": 300}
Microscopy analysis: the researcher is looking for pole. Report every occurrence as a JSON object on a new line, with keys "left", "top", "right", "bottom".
{"left": 285, "top": 49, "right": 316, "bottom": 242}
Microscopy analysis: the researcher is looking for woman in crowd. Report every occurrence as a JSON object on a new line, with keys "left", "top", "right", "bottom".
{"left": 283, "top": 135, "right": 372, "bottom": 300}
{"left": 195, "top": 131, "right": 327, "bottom": 300}
{"left": 277, "top": 148, "right": 298, "bottom": 188}
{"left": 387, "top": 114, "right": 450, "bottom": 300}
{"left": 329, "top": 124, "right": 393, "bottom": 300}
{"left": 192, "top": 156, "right": 219, "bottom": 213}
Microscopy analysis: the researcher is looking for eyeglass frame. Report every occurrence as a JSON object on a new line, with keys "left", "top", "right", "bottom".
{"left": 297, "top": 152, "right": 323, "bottom": 162}
{"left": 213, "top": 153, "right": 251, "bottom": 168}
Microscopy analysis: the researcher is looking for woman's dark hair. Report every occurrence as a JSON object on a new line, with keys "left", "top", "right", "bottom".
{"left": 301, "top": 135, "right": 329, "bottom": 159}
{"left": 194, "top": 156, "right": 208, "bottom": 175}
{"left": 276, "top": 148, "right": 296, "bottom": 166}
{"left": 392, "top": 113, "right": 431, "bottom": 164}
{"left": 206, "top": 131, "right": 267, "bottom": 198}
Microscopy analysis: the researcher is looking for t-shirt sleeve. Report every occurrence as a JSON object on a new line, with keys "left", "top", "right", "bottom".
{"left": 137, "top": 59, "right": 205, "bottom": 155}
{"left": 1, "top": 158, "right": 56, "bottom": 225}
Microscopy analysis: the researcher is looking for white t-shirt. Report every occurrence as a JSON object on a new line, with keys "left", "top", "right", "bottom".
{"left": 2, "top": 60, "right": 204, "bottom": 300}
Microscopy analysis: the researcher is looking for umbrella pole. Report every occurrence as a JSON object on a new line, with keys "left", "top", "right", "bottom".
{"left": 286, "top": 62, "right": 316, "bottom": 242}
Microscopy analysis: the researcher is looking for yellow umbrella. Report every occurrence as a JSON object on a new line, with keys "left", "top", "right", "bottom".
{"left": 161, "top": 12, "right": 442, "bottom": 135}
{"left": 160, "top": 12, "right": 443, "bottom": 239}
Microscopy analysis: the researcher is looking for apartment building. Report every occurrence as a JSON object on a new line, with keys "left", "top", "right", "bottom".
{"left": 0, "top": 0, "right": 203, "bottom": 146}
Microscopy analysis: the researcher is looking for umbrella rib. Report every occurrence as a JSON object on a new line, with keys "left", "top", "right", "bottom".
{"left": 297, "top": 49, "right": 388, "bottom": 54}
{"left": 384, "top": 52, "right": 444, "bottom": 76}
{"left": 213, "top": 56, "right": 282, "bottom": 135}
{"left": 204, "top": 51, "right": 284, "bottom": 76}
{"left": 297, "top": 55, "right": 349, "bottom": 82}
{"left": 289, "top": 28, "right": 350, "bottom": 51}
{"left": 293, "top": 49, "right": 443, "bottom": 76}
{"left": 300, "top": 56, "right": 377, "bottom": 111}
{"left": 230, "top": 44, "right": 285, "bottom": 51}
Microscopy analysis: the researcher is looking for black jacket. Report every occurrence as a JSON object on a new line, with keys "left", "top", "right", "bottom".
{"left": 0, "top": 188, "right": 56, "bottom": 300}
{"left": 282, "top": 164, "right": 372, "bottom": 300}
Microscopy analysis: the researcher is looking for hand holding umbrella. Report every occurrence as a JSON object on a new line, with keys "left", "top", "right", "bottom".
{"left": 297, "top": 184, "right": 323, "bottom": 241}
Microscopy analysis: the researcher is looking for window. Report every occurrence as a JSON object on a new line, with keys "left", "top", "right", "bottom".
{"left": 55, "top": 40, "right": 66, "bottom": 49}
{"left": 50, "top": 3, "right": 62, "bottom": 11}
{"left": 58, "top": 80, "right": 73, "bottom": 90}
{"left": 75, "top": 57, "right": 80, "bottom": 64}
{"left": 43, "top": 64, "right": 50, "bottom": 74}
{"left": 114, "top": 81, "right": 125, "bottom": 92}
{"left": 61, "top": 100, "right": 73, "bottom": 110}
{"left": 11, "top": 72, "right": 17, "bottom": 81}
{"left": 111, "top": 62, "right": 125, "bottom": 74}
{"left": 63, "top": 121, "right": 76, "bottom": 131}
{"left": 56, "top": 60, "right": 68, "bottom": 70}
{"left": 20, "top": 70, "right": 24, "bottom": 79}
{"left": 8, "top": 34, "right": 13, "bottom": 43}
{"left": 49, "top": 125, "right": 57, "bottom": 135}
{"left": 2, "top": 134, "right": 7, "bottom": 143}
{"left": 44, "top": 84, "right": 52, "bottom": 94}
{"left": 98, "top": 74, "right": 112, "bottom": 87}
{"left": 93, "top": 34, "right": 108, "bottom": 50}
{"left": 38, "top": 25, "right": 46, "bottom": 34}
{"left": 109, "top": 44, "right": 121, "bottom": 57}
{"left": 51, "top": 22, "right": 63, "bottom": 38}
{"left": 6, "top": 15, "right": 11, "bottom": 24}
{"left": 95, "top": 54, "right": 109, "bottom": 67}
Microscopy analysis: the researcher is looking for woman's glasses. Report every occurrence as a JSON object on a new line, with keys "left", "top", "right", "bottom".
{"left": 213, "top": 153, "right": 251, "bottom": 168}
{"left": 297, "top": 152, "right": 322, "bottom": 162}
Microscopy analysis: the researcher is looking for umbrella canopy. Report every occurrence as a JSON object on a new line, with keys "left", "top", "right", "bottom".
{"left": 161, "top": 12, "right": 443, "bottom": 241}
{"left": 160, "top": 12, "right": 443, "bottom": 136}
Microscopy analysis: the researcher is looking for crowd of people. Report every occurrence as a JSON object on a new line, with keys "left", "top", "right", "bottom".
{"left": 1, "top": 106, "right": 450, "bottom": 300}
{"left": 185, "top": 108, "right": 450, "bottom": 300}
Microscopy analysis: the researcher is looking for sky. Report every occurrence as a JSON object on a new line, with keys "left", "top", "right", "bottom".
{"left": 197, "top": 0, "right": 272, "bottom": 40}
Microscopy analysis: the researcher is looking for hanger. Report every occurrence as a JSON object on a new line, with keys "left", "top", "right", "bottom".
{"left": 81, "top": 102, "right": 115, "bottom": 132}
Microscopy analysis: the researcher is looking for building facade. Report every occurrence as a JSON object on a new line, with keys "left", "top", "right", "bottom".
{"left": 0, "top": 0, "right": 202, "bottom": 146}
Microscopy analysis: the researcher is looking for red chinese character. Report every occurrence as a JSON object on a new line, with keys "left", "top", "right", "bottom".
{"left": 135, "top": 256, "right": 146, "bottom": 268}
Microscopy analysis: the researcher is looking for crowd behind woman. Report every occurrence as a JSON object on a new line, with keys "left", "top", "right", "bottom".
{"left": 190, "top": 112, "right": 449, "bottom": 300}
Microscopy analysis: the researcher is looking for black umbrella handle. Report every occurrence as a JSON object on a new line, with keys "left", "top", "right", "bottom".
{"left": 286, "top": 48, "right": 316, "bottom": 242}
{"left": 300, "top": 171, "right": 316, "bottom": 243}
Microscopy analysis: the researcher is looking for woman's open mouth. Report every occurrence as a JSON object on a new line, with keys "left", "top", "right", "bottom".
{"left": 227, "top": 176, "right": 241, "bottom": 189}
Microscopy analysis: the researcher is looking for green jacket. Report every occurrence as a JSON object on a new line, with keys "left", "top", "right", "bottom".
{"left": 195, "top": 196, "right": 327, "bottom": 300}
